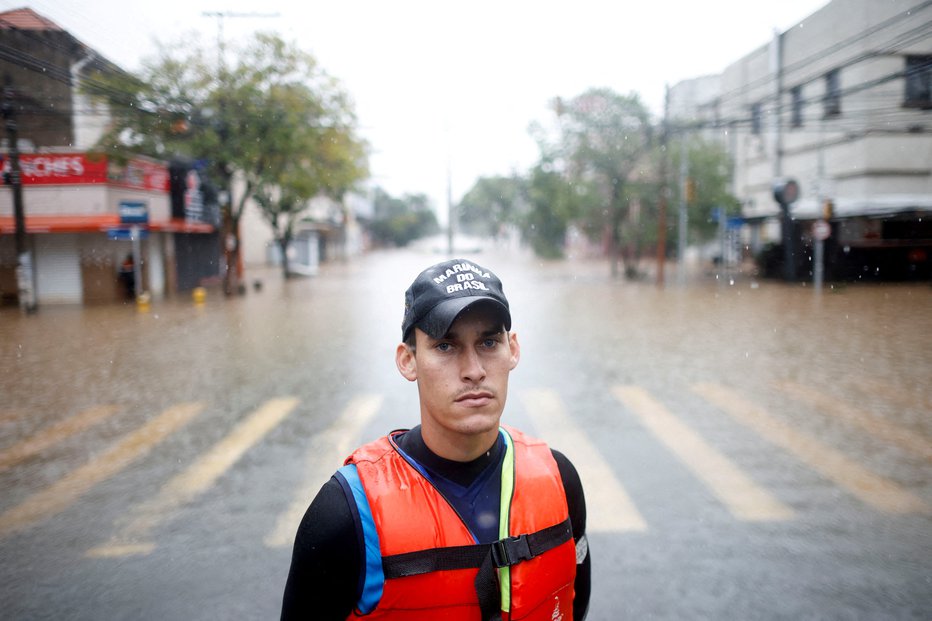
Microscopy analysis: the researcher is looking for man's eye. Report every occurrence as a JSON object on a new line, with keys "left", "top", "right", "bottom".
{"left": 482, "top": 338, "right": 499, "bottom": 348}
{"left": 436, "top": 342, "right": 453, "bottom": 352}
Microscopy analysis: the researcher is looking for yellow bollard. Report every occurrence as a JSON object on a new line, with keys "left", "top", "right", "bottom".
{"left": 192, "top": 287, "right": 207, "bottom": 306}
{"left": 136, "top": 291, "right": 151, "bottom": 312}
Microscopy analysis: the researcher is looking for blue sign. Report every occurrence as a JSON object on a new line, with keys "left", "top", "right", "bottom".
{"left": 727, "top": 216, "right": 744, "bottom": 230}
{"left": 107, "top": 227, "right": 149, "bottom": 241}
{"left": 119, "top": 201, "right": 149, "bottom": 224}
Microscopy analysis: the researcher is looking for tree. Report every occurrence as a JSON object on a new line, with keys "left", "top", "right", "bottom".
{"left": 523, "top": 162, "right": 576, "bottom": 259}
{"left": 85, "top": 32, "right": 367, "bottom": 292}
{"left": 533, "top": 88, "right": 653, "bottom": 276}
{"left": 241, "top": 36, "right": 367, "bottom": 279}
{"left": 367, "top": 188, "right": 439, "bottom": 247}
{"left": 458, "top": 175, "right": 526, "bottom": 238}
{"left": 670, "top": 136, "right": 741, "bottom": 243}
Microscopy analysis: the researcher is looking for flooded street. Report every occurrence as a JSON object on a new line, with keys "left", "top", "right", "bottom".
{"left": 1, "top": 245, "right": 930, "bottom": 620}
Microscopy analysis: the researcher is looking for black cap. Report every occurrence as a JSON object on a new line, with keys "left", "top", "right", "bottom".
{"left": 402, "top": 259, "right": 511, "bottom": 341}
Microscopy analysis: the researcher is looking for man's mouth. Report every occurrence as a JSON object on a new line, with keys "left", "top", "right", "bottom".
{"left": 455, "top": 391, "right": 494, "bottom": 407}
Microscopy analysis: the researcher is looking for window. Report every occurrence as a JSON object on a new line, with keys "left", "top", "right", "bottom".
{"left": 751, "top": 102, "right": 762, "bottom": 135}
{"left": 791, "top": 85, "right": 804, "bottom": 128}
{"left": 823, "top": 69, "right": 841, "bottom": 118}
{"left": 904, "top": 55, "right": 932, "bottom": 109}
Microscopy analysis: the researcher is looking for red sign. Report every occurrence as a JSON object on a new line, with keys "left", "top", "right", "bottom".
{"left": 3, "top": 153, "right": 109, "bottom": 185}
{"left": 0, "top": 153, "right": 169, "bottom": 192}
{"left": 110, "top": 157, "right": 170, "bottom": 192}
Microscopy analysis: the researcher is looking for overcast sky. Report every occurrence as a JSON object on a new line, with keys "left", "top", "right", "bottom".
{"left": 4, "top": 0, "right": 831, "bottom": 216}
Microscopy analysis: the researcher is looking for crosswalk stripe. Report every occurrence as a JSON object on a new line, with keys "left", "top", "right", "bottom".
{"left": 0, "top": 402, "right": 204, "bottom": 539}
{"left": 848, "top": 376, "right": 932, "bottom": 413}
{"left": 519, "top": 388, "right": 647, "bottom": 533}
{"left": 0, "top": 409, "right": 25, "bottom": 424}
{"left": 776, "top": 380, "right": 932, "bottom": 462}
{"left": 612, "top": 386, "right": 794, "bottom": 522}
{"left": 87, "top": 397, "right": 300, "bottom": 558}
{"left": 264, "top": 394, "right": 383, "bottom": 549}
{"left": 0, "top": 404, "right": 121, "bottom": 473}
{"left": 692, "top": 382, "right": 929, "bottom": 514}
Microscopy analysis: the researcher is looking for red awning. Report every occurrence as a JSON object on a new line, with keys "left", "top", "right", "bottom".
{"left": 0, "top": 215, "right": 215, "bottom": 234}
{"left": 148, "top": 218, "right": 215, "bottom": 234}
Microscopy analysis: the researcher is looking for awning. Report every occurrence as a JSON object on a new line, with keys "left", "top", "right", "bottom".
{"left": 0, "top": 215, "right": 215, "bottom": 234}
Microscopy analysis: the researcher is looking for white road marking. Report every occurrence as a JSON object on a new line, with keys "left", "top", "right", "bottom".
{"left": 519, "top": 388, "right": 647, "bottom": 533}
{"left": 264, "top": 394, "right": 382, "bottom": 548}
{"left": 693, "top": 382, "right": 929, "bottom": 515}
{"left": 0, "top": 404, "right": 121, "bottom": 472}
{"left": 87, "top": 397, "right": 299, "bottom": 557}
{"left": 776, "top": 380, "right": 932, "bottom": 462}
{"left": 0, "top": 402, "right": 204, "bottom": 539}
{"left": 612, "top": 386, "right": 794, "bottom": 522}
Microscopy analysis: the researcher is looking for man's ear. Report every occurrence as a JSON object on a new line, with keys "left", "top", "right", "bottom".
{"left": 396, "top": 343, "right": 418, "bottom": 382}
{"left": 508, "top": 331, "right": 520, "bottom": 370}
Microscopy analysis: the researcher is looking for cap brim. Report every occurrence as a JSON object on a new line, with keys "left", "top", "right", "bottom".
{"left": 418, "top": 297, "right": 511, "bottom": 340}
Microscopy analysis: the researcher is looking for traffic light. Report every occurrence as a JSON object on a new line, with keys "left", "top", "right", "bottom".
{"left": 685, "top": 177, "right": 697, "bottom": 204}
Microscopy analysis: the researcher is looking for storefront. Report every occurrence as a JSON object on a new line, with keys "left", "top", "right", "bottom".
{"left": 0, "top": 152, "right": 219, "bottom": 305}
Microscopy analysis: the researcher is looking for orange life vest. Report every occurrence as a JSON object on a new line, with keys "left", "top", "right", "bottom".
{"left": 339, "top": 425, "right": 576, "bottom": 620}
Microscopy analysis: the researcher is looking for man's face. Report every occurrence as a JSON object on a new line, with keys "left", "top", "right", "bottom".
{"left": 396, "top": 303, "right": 520, "bottom": 457}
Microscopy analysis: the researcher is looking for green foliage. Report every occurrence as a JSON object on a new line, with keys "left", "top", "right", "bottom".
{"left": 670, "top": 137, "right": 741, "bottom": 242}
{"left": 84, "top": 32, "right": 368, "bottom": 284}
{"left": 367, "top": 188, "right": 439, "bottom": 247}
{"left": 527, "top": 88, "right": 654, "bottom": 268}
{"left": 523, "top": 163, "right": 576, "bottom": 259}
{"left": 458, "top": 175, "right": 526, "bottom": 237}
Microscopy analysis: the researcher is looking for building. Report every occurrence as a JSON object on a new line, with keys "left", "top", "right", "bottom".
{"left": 0, "top": 8, "right": 219, "bottom": 305}
{"left": 240, "top": 188, "right": 372, "bottom": 274}
{"left": 670, "top": 0, "right": 931, "bottom": 280}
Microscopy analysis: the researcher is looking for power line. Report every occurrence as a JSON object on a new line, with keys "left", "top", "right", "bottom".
{"left": 711, "top": 2, "right": 931, "bottom": 109}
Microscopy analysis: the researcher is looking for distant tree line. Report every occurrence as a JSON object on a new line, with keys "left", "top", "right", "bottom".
{"left": 459, "top": 88, "right": 740, "bottom": 277}
{"left": 87, "top": 35, "right": 738, "bottom": 280}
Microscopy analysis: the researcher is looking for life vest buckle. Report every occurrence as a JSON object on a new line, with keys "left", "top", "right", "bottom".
{"left": 491, "top": 534, "right": 533, "bottom": 568}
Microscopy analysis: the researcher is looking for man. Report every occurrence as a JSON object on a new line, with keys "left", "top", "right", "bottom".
{"left": 281, "top": 258, "right": 590, "bottom": 620}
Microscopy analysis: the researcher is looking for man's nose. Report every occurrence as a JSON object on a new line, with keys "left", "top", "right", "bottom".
{"left": 461, "top": 348, "right": 486, "bottom": 382}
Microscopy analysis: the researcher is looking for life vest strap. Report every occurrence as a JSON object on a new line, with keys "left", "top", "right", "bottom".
{"left": 382, "top": 518, "right": 572, "bottom": 621}
{"left": 382, "top": 517, "right": 571, "bottom": 577}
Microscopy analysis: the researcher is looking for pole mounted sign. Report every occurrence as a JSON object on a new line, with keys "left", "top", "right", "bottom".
{"left": 772, "top": 178, "right": 800, "bottom": 282}
{"left": 772, "top": 178, "right": 799, "bottom": 206}
{"left": 812, "top": 220, "right": 831, "bottom": 241}
{"left": 119, "top": 201, "right": 149, "bottom": 224}
{"left": 115, "top": 201, "right": 148, "bottom": 302}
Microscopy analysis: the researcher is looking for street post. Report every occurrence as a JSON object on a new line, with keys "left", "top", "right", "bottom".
{"left": 772, "top": 178, "right": 800, "bottom": 282}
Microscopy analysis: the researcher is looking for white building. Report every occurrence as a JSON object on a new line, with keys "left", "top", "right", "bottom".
{"left": 240, "top": 187, "right": 373, "bottom": 274}
{"left": 670, "top": 0, "right": 932, "bottom": 280}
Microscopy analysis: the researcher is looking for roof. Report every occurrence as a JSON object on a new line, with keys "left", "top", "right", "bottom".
{"left": 0, "top": 8, "right": 64, "bottom": 31}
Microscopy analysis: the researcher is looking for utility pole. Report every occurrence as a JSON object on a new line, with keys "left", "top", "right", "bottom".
{"left": 2, "top": 80, "right": 36, "bottom": 313}
{"left": 446, "top": 156, "right": 454, "bottom": 257}
{"left": 656, "top": 86, "right": 669, "bottom": 287}
{"left": 202, "top": 11, "right": 280, "bottom": 67}
{"left": 677, "top": 137, "right": 689, "bottom": 286}
{"left": 771, "top": 29, "right": 795, "bottom": 282}
{"left": 201, "top": 10, "right": 278, "bottom": 294}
